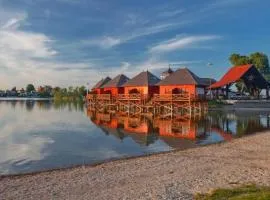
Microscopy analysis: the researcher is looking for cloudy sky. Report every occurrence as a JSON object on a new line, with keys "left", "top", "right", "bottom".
{"left": 0, "top": 0, "right": 269, "bottom": 89}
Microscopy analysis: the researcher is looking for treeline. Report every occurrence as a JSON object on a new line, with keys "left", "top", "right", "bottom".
{"left": 0, "top": 84, "right": 87, "bottom": 101}
{"left": 53, "top": 86, "right": 87, "bottom": 101}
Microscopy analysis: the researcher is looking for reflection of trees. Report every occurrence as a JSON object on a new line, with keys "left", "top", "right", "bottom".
{"left": 25, "top": 101, "right": 35, "bottom": 112}
{"left": 53, "top": 100, "right": 84, "bottom": 112}
{"left": 208, "top": 111, "right": 270, "bottom": 137}
{"left": 10, "top": 101, "right": 17, "bottom": 108}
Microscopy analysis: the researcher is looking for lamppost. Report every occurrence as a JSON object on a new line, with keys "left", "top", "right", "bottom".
{"left": 86, "top": 82, "right": 89, "bottom": 95}
{"left": 207, "top": 63, "right": 213, "bottom": 100}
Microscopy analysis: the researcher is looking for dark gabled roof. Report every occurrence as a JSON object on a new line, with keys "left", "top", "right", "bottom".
{"left": 123, "top": 71, "right": 161, "bottom": 87}
{"left": 200, "top": 78, "right": 216, "bottom": 86}
{"left": 101, "top": 74, "right": 129, "bottom": 88}
{"left": 92, "top": 77, "right": 111, "bottom": 89}
{"left": 157, "top": 68, "right": 210, "bottom": 86}
{"left": 210, "top": 64, "right": 269, "bottom": 89}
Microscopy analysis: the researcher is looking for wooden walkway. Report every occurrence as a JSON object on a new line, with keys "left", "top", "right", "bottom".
{"left": 86, "top": 93, "right": 207, "bottom": 118}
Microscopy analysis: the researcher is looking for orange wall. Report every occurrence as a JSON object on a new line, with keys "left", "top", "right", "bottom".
{"left": 159, "top": 85, "right": 196, "bottom": 95}
{"left": 92, "top": 88, "right": 103, "bottom": 94}
{"left": 103, "top": 87, "right": 125, "bottom": 96}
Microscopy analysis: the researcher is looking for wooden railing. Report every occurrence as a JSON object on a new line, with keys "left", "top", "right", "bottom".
{"left": 153, "top": 94, "right": 192, "bottom": 102}
{"left": 86, "top": 94, "right": 96, "bottom": 100}
{"left": 117, "top": 94, "right": 146, "bottom": 101}
{"left": 87, "top": 93, "right": 204, "bottom": 102}
{"left": 96, "top": 94, "right": 111, "bottom": 101}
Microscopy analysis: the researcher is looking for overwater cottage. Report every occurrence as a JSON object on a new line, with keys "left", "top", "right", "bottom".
{"left": 156, "top": 68, "right": 215, "bottom": 98}
{"left": 122, "top": 71, "right": 160, "bottom": 96}
{"left": 91, "top": 76, "right": 111, "bottom": 94}
{"left": 101, "top": 74, "right": 129, "bottom": 96}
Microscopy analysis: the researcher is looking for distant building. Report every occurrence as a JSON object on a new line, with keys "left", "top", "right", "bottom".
{"left": 160, "top": 67, "right": 174, "bottom": 80}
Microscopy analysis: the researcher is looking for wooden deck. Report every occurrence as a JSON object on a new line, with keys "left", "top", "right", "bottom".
{"left": 86, "top": 93, "right": 207, "bottom": 117}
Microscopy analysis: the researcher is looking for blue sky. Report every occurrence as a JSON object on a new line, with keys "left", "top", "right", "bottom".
{"left": 0, "top": 0, "right": 269, "bottom": 88}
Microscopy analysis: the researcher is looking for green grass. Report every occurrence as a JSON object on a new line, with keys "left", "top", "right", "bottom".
{"left": 195, "top": 185, "right": 270, "bottom": 200}
{"left": 208, "top": 100, "right": 226, "bottom": 108}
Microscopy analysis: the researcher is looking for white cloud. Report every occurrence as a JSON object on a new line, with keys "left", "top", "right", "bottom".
{"left": 149, "top": 35, "right": 221, "bottom": 53}
{"left": 0, "top": 9, "right": 101, "bottom": 89}
{"left": 158, "top": 9, "right": 185, "bottom": 18}
{"left": 83, "top": 22, "right": 186, "bottom": 49}
{"left": 82, "top": 36, "right": 122, "bottom": 49}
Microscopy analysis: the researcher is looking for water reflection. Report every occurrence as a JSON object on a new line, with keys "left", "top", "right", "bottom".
{"left": 87, "top": 110, "right": 270, "bottom": 148}
{"left": 0, "top": 100, "right": 270, "bottom": 175}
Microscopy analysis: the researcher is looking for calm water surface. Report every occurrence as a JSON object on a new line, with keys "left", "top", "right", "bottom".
{"left": 0, "top": 100, "right": 270, "bottom": 175}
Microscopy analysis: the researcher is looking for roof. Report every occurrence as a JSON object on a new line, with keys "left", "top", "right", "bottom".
{"left": 209, "top": 64, "right": 257, "bottom": 89}
{"left": 123, "top": 71, "right": 160, "bottom": 87}
{"left": 101, "top": 74, "right": 129, "bottom": 88}
{"left": 92, "top": 77, "right": 111, "bottom": 89}
{"left": 157, "top": 68, "right": 212, "bottom": 86}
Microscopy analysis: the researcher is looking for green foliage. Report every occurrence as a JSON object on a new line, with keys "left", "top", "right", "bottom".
{"left": 26, "top": 84, "right": 35, "bottom": 93}
{"left": 229, "top": 53, "right": 251, "bottom": 66}
{"left": 229, "top": 52, "right": 269, "bottom": 74}
{"left": 250, "top": 52, "right": 269, "bottom": 73}
{"left": 195, "top": 184, "right": 270, "bottom": 200}
{"left": 53, "top": 86, "right": 86, "bottom": 102}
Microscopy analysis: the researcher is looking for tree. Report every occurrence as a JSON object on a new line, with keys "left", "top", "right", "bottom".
{"left": 229, "top": 52, "right": 269, "bottom": 73}
{"left": 249, "top": 52, "right": 269, "bottom": 73}
{"left": 229, "top": 53, "right": 251, "bottom": 66}
{"left": 26, "top": 84, "right": 35, "bottom": 93}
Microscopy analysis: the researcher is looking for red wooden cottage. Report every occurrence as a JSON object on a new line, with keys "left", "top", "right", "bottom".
{"left": 122, "top": 71, "right": 160, "bottom": 96}
{"left": 100, "top": 74, "right": 129, "bottom": 96}
{"left": 91, "top": 76, "right": 111, "bottom": 94}
{"left": 156, "top": 68, "right": 215, "bottom": 97}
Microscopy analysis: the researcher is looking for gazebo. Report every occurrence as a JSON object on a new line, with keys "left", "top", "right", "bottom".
{"left": 209, "top": 64, "right": 269, "bottom": 99}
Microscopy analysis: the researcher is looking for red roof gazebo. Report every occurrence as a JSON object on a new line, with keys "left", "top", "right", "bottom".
{"left": 209, "top": 64, "right": 269, "bottom": 98}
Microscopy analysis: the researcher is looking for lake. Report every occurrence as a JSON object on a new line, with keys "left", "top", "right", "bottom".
{"left": 0, "top": 100, "right": 270, "bottom": 175}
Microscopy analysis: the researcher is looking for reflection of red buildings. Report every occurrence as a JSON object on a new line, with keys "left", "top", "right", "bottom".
{"left": 123, "top": 117, "right": 149, "bottom": 134}
{"left": 154, "top": 119, "right": 197, "bottom": 140}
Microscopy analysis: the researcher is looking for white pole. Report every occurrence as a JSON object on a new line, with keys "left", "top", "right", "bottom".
{"left": 207, "top": 63, "right": 213, "bottom": 100}
{"left": 86, "top": 82, "right": 89, "bottom": 95}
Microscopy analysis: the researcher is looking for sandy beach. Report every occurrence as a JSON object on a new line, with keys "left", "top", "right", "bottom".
{"left": 1, "top": 132, "right": 270, "bottom": 200}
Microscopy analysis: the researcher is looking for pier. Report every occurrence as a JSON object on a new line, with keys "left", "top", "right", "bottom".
{"left": 86, "top": 93, "right": 207, "bottom": 118}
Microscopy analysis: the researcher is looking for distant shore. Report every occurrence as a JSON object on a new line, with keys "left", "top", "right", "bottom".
{"left": 0, "top": 97, "right": 53, "bottom": 101}
{"left": 1, "top": 132, "right": 269, "bottom": 200}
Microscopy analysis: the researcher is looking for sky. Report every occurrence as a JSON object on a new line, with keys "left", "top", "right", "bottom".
{"left": 0, "top": 0, "right": 270, "bottom": 89}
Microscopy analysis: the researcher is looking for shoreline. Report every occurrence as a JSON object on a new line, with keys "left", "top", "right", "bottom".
{"left": 1, "top": 132, "right": 269, "bottom": 200}
{"left": 0, "top": 97, "right": 53, "bottom": 101}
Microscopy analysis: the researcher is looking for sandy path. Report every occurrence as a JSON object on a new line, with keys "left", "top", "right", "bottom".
{"left": 1, "top": 132, "right": 270, "bottom": 200}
